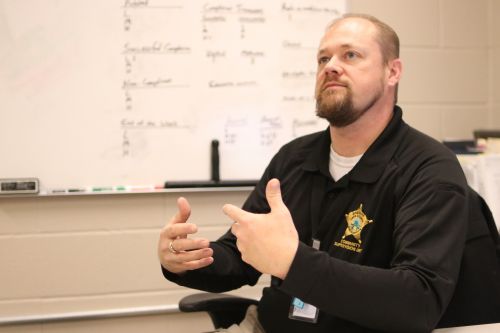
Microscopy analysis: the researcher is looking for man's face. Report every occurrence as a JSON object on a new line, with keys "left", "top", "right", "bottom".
{"left": 315, "top": 18, "right": 388, "bottom": 127}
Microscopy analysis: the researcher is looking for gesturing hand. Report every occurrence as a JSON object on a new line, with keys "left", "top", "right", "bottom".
{"left": 223, "top": 178, "right": 299, "bottom": 279}
{"left": 158, "top": 197, "right": 214, "bottom": 274}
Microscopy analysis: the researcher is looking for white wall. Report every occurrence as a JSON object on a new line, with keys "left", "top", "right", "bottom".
{"left": 350, "top": 0, "right": 499, "bottom": 139}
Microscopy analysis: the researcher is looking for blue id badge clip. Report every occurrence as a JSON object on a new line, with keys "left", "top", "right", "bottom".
{"left": 288, "top": 238, "right": 320, "bottom": 323}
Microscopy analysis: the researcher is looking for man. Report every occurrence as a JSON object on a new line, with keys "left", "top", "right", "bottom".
{"left": 158, "top": 14, "right": 500, "bottom": 332}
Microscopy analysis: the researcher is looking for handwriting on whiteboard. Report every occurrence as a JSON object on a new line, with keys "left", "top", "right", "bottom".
{"left": 117, "top": 0, "right": 343, "bottom": 162}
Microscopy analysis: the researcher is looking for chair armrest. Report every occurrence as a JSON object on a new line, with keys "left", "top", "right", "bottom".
{"left": 179, "top": 292, "right": 259, "bottom": 329}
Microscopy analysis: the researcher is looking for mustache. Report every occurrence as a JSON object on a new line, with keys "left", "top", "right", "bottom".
{"left": 321, "top": 79, "right": 349, "bottom": 90}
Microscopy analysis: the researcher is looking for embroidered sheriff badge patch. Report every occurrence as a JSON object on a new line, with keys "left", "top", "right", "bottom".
{"left": 334, "top": 204, "right": 373, "bottom": 253}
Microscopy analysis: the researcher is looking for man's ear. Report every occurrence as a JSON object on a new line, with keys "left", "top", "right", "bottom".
{"left": 387, "top": 58, "right": 402, "bottom": 87}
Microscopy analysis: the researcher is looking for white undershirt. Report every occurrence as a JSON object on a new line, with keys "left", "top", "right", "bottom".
{"left": 329, "top": 145, "right": 363, "bottom": 181}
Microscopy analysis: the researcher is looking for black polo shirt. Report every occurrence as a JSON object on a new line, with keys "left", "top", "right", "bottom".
{"left": 164, "top": 106, "right": 500, "bottom": 332}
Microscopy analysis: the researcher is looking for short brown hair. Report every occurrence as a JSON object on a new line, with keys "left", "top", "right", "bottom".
{"left": 328, "top": 13, "right": 400, "bottom": 64}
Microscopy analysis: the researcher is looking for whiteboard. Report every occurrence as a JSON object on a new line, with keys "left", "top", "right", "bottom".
{"left": 0, "top": 0, "right": 346, "bottom": 191}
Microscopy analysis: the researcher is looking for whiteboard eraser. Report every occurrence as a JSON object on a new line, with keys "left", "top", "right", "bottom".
{"left": 0, "top": 178, "right": 39, "bottom": 194}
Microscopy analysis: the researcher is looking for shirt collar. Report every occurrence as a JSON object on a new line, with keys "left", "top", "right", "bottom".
{"left": 302, "top": 105, "right": 408, "bottom": 184}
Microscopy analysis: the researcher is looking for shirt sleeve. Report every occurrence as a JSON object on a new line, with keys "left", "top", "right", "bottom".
{"left": 279, "top": 161, "right": 469, "bottom": 333}
{"left": 161, "top": 234, "right": 261, "bottom": 292}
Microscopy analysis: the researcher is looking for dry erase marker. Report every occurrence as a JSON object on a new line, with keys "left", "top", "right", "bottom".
{"left": 68, "top": 188, "right": 86, "bottom": 193}
{"left": 92, "top": 186, "right": 113, "bottom": 192}
{"left": 50, "top": 189, "right": 67, "bottom": 194}
{"left": 114, "top": 185, "right": 154, "bottom": 191}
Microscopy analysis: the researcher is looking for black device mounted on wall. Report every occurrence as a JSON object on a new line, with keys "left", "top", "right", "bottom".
{"left": 0, "top": 178, "right": 40, "bottom": 195}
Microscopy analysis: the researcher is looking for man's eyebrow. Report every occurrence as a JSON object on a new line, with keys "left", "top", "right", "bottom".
{"left": 316, "top": 49, "right": 327, "bottom": 57}
{"left": 340, "top": 43, "right": 355, "bottom": 49}
{"left": 317, "top": 43, "right": 359, "bottom": 56}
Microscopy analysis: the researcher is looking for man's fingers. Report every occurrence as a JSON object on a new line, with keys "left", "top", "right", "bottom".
{"left": 161, "top": 197, "right": 194, "bottom": 239}
{"left": 222, "top": 204, "right": 252, "bottom": 223}
{"left": 169, "top": 238, "right": 210, "bottom": 252}
{"left": 179, "top": 256, "right": 214, "bottom": 271}
{"left": 169, "top": 247, "right": 213, "bottom": 261}
{"left": 265, "top": 178, "right": 285, "bottom": 212}
{"left": 162, "top": 223, "right": 197, "bottom": 239}
{"left": 173, "top": 197, "right": 191, "bottom": 223}
{"left": 159, "top": 196, "right": 215, "bottom": 274}
{"left": 163, "top": 248, "right": 214, "bottom": 272}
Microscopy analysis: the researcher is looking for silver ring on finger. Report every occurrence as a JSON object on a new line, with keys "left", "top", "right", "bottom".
{"left": 168, "top": 240, "right": 180, "bottom": 254}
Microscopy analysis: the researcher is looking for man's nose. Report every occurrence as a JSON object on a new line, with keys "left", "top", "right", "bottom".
{"left": 325, "top": 57, "right": 344, "bottom": 76}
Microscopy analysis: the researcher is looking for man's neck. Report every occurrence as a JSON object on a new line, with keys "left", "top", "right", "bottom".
{"left": 329, "top": 103, "right": 394, "bottom": 157}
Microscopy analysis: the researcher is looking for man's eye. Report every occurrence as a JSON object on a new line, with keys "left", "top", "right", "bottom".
{"left": 318, "top": 56, "right": 330, "bottom": 65}
{"left": 345, "top": 51, "right": 358, "bottom": 60}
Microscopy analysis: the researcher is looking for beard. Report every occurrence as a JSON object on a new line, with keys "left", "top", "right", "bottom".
{"left": 315, "top": 86, "right": 366, "bottom": 128}
{"left": 315, "top": 79, "right": 383, "bottom": 128}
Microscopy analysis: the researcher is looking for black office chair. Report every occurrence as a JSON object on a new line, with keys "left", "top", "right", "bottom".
{"left": 179, "top": 292, "right": 258, "bottom": 329}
